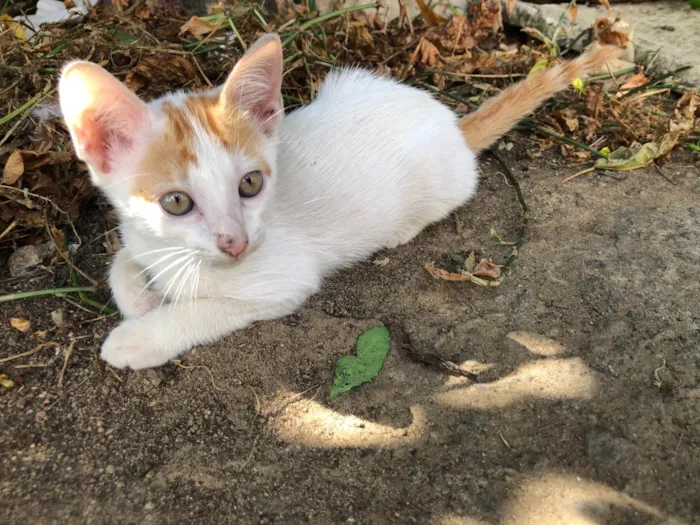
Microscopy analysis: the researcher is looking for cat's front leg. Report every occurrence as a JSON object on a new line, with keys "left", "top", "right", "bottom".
{"left": 100, "top": 298, "right": 296, "bottom": 370}
{"left": 109, "top": 247, "right": 161, "bottom": 318}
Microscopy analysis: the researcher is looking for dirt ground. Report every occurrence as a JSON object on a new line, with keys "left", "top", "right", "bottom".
{"left": 1, "top": 140, "right": 699, "bottom": 525}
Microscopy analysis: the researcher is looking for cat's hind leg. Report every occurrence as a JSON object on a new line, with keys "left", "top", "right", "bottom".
{"left": 109, "top": 247, "right": 161, "bottom": 318}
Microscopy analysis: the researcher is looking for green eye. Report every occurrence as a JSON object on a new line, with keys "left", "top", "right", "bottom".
{"left": 239, "top": 171, "right": 264, "bottom": 198}
{"left": 159, "top": 191, "right": 194, "bottom": 216}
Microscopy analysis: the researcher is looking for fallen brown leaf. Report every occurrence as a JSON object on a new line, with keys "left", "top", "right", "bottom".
{"left": 425, "top": 262, "right": 470, "bottom": 282}
{"left": 10, "top": 317, "right": 31, "bottom": 333}
{"left": 569, "top": 2, "right": 578, "bottom": 24}
{"left": 616, "top": 72, "right": 647, "bottom": 98}
{"left": 2, "top": 151, "right": 24, "bottom": 185}
{"left": 179, "top": 15, "right": 222, "bottom": 37}
{"left": 594, "top": 18, "right": 629, "bottom": 46}
{"left": 416, "top": 0, "right": 447, "bottom": 26}
{"left": 472, "top": 258, "right": 502, "bottom": 279}
{"left": 418, "top": 38, "right": 440, "bottom": 67}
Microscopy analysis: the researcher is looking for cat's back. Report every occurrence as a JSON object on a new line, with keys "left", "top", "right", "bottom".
{"left": 272, "top": 67, "right": 477, "bottom": 266}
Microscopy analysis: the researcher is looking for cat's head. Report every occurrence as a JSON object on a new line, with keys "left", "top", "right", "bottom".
{"left": 59, "top": 33, "right": 284, "bottom": 262}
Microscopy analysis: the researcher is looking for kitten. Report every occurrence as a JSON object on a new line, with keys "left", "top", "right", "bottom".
{"left": 59, "top": 34, "right": 620, "bottom": 369}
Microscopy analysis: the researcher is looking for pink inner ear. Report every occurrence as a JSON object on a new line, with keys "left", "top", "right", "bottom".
{"left": 222, "top": 34, "right": 284, "bottom": 135}
{"left": 59, "top": 62, "right": 150, "bottom": 176}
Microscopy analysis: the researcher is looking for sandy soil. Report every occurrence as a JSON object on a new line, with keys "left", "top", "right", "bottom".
{"left": 1, "top": 140, "right": 699, "bottom": 525}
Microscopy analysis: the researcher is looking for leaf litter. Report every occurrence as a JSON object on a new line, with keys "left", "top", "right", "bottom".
{"left": 0, "top": 0, "right": 696, "bottom": 282}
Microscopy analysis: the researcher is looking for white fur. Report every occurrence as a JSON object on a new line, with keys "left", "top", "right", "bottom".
{"left": 101, "top": 68, "right": 478, "bottom": 369}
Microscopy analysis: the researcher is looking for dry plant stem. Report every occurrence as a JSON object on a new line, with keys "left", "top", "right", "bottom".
{"left": 586, "top": 66, "right": 636, "bottom": 83}
{"left": 561, "top": 165, "right": 595, "bottom": 184}
{"left": 0, "top": 342, "right": 60, "bottom": 364}
{"left": 0, "top": 184, "right": 81, "bottom": 244}
{"left": 0, "top": 286, "right": 94, "bottom": 303}
{"left": 0, "top": 219, "right": 18, "bottom": 241}
{"left": 0, "top": 84, "right": 54, "bottom": 126}
{"left": 426, "top": 68, "right": 525, "bottom": 80}
{"left": 388, "top": 323, "right": 479, "bottom": 380}
{"left": 488, "top": 149, "right": 529, "bottom": 276}
{"left": 521, "top": 121, "right": 608, "bottom": 159}
{"left": 281, "top": 2, "right": 378, "bottom": 47}
{"left": 172, "top": 360, "right": 224, "bottom": 391}
{"left": 620, "top": 65, "right": 693, "bottom": 99}
{"left": 58, "top": 340, "right": 78, "bottom": 387}
{"left": 227, "top": 17, "right": 247, "bottom": 51}
{"left": 551, "top": 0, "right": 577, "bottom": 48}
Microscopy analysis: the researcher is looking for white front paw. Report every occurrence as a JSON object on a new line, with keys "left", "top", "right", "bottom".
{"left": 101, "top": 319, "right": 173, "bottom": 370}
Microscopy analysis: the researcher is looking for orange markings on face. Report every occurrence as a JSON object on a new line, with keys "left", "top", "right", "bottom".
{"left": 130, "top": 93, "right": 270, "bottom": 199}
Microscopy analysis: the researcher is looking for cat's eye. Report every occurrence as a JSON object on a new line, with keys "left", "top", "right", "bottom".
{"left": 239, "top": 171, "right": 264, "bottom": 198}
{"left": 160, "top": 191, "right": 194, "bottom": 216}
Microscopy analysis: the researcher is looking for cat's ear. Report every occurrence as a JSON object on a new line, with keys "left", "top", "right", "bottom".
{"left": 59, "top": 61, "right": 151, "bottom": 176}
{"left": 221, "top": 33, "right": 283, "bottom": 135}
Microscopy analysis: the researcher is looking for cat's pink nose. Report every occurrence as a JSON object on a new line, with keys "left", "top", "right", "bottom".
{"left": 216, "top": 234, "right": 248, "bottom": 258}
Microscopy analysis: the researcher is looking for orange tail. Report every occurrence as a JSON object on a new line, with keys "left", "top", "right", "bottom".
{"left": 459, "top": 45, "right": 623, "bottom": 153}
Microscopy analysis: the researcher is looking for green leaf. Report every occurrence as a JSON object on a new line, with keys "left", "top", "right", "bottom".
{"left": 594, "top": 134, "right": 677, "bottom": 171}
{"left": 330, "top": 326, "right": 391, "bottom": 399}
{"left": 110, "top": 29, "right": 139, "bottom": 44}
{"left": 527, "top": 58, "right": 549, "bottom": 78}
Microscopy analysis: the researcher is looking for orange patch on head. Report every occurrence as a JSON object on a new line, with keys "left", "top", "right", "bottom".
{"left": 130, "top": 93, "right": 270, "bottom": 199}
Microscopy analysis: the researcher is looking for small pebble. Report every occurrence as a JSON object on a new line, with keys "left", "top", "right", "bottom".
{"left": 51, "top": 309, "right": 66, "bottom": 328}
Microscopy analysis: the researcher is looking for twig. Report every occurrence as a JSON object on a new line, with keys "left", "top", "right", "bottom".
{"left": 172, "top": 359, "right": 224, "bottom": 391}
{"left": 520, "top": 121, "right": 608, "bottom": 159}
{"left": 0, "top": 342, "right": 60, "bottom": 364}
{"left": 0, "top": 286, "right": 94, "bottom": 303}
{"left": 58, "top": 339, "right": 78, "bottom": 387}
{"left": 0, "top": 219, "right": 18, "bottom": 241}
{"left": 561, "top": 165, "right": 595, "bottom": 185}
{"left": 653, "top": 358, "right": 666, "bottom": 388}
{"left": 425, "top": 68, "right": 525, "bottom": 80}
{"left": 499, "top": 431, "right": 511, "bottom": 449}
{"left": 393, "top": 325, "right": 479, "bottom": 380}
{"left": 489, "top": 150, "right": 529, "bottom": 276}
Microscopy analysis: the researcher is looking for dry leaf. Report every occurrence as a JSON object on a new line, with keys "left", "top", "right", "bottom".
{"left": 418, "top": 38, "right": 440, "bottom": 67}
{"left": 0, "top": 14, "right": 25, "bottom": 39}
{"left": 615, "top": 72, "right": 647, "bottom": 98}
{"left": 348, "top": 22, "right": 374, "bottom": 49}
{"left": 425, "top": 262, "right": 470, "bottom": 282}
{"left": 569, "top": 2, "right": 578, "bottom": 24}
{"left": 2, "top": 151, "right": 24, "bottom": 185}
{"left": 0, "top": 374, "right": 15, "bottom": 388}
{"left": 594, "top": 18, "right": 629, "bottom": 46}
{"left": 594, "top": 134, "right": 678, "bottom": 171}
{"left": 416, "top": 0, "right": 447, "bottom": 26}
{"left": 472, "top": 258, "right": 502, "bottom": 279}
{"left": 506, "top": 0, "right": 516, "bottom": 18}
{"left": 10, "top": 317, "right": 31, "bottom": 333}
{"left": 179, "top": 15, "right": 223, "bottom": 37}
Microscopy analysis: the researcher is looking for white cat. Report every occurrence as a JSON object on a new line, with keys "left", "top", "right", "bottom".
{"left": 59, "top": 34, "right": 619, "bottom": 369}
